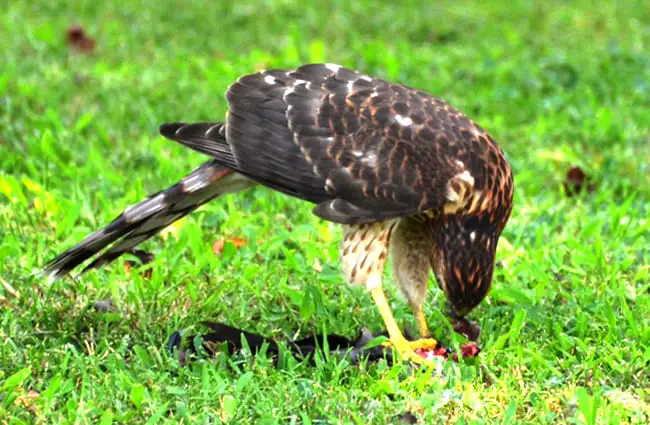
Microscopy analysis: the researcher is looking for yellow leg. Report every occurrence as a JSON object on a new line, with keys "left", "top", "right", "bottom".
{"left": 415, "top": 308, "right": 430, "bottom": 338}
{"left": 369, "top": 285, "right": 438, "bottom": 365}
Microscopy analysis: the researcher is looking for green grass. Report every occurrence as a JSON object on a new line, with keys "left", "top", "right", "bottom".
{"left": 1, "top": 0, "right": 649, "bottom": 423}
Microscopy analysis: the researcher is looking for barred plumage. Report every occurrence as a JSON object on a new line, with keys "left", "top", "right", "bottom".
{"left": 43, "top": 161, "right": 252, "bottom": 280}
{"left": 43, "top": 63, "right": 514, "bottom": 365}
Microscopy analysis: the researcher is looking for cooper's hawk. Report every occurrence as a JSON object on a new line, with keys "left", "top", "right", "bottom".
{"left": 43, "top": 63, "right": 514, "bottom": 365}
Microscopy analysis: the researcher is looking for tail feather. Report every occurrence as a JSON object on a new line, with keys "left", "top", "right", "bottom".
{"left": 42, "top": 161, "right": 252, "bottom": 281}
{"left": 159, "top": 122, "right": 238, "bottom": 168}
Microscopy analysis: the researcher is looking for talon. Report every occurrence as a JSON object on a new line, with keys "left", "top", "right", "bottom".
{"left": 368, "top": 286, "right": 438, "bottom": 367}
{"left": 408, "top": 338, "right": 439, "bottom": 350}
{"left": 382, "top": 337, "right": 440, "bottom": 366}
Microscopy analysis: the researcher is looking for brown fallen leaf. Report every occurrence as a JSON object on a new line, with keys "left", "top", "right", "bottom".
{"left": 66, "top": 24, "right": 96, "bottom": 54}
{"left": 212, "top": 237, "right": 248, "bottom": 256}
{"left": 123, "top": 250, "right": 155, "bottom": 279}
{"left": 0, "top": 295, "right": 16, "bottom": 310}
{"left": 563, "top": 166, "right": 595, "bottom": 197}
{"left": 15, "top": 389, "right": 41, "bottom": 415}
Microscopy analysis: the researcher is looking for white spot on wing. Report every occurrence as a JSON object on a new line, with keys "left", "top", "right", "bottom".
{"left": 283, "top": 86, "right": 295, "bottom": 101}
{"left": 455, "top": 160, "right": 465, "bottom": 168}
{"left": 263, "top": 75, "right": 276, "bottom": 85}
{"left": 395, "top": 114, "right": 413, "bottom": 127}
{"left": 325, "top": 177, "right": 334, "bottom": 192}
{"left": 370, "top": 91, "right": 379, "bottom": 98}
{"left": 470, "top": 231, "right": 476, "bottom": 242}
{"left": 360, "top": 75, "right": 373, "bottom": 82}
{"left": 347, "top": 81, "right": 354, "bottom": 92}
{"left": 325, "top": 63, "right": 341, "bottom": 72}
{"left": 361, "top": 151, "right": 377, "bottom": 167}
{"left": 458, "top": 170, "right": 475, "bottom": 186}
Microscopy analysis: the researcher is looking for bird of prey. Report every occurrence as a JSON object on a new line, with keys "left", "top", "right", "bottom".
{"left": 43, "top": 63, "right": 514, "bottom": 365}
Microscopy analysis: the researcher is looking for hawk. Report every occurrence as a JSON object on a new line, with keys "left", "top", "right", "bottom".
{"left": 43, "top": 63, "right": 514, "bottom": 365}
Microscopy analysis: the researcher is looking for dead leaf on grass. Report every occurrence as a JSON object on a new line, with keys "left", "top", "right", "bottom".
{"left": 15, "top": 389, "right": 41, "bottom": 415}
{"left": 564, "top": 166, "right": 595, "bottom": 197}
{"left": 212, "top": 237, "right": 248, "bottom": 256}
{"left": 66, "top": 24, "right": 96, "bottom": 54}
{"left": 0, "top": 295, "right": 17, "bottom": 310}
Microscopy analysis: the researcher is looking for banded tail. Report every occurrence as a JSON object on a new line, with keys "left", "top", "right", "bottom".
{"left": 43, "top": 154, "right": 252, "bottom": 281}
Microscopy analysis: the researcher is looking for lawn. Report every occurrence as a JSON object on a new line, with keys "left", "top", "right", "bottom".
{"left": 1, "top": 0, "right": 649, "bottom": 423}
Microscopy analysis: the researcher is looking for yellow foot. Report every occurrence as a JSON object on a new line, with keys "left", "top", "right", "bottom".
{"left": 406, "top": 338, "right": 438, "bottom": 350}
{"left": 367, "top": 285, "right": 438, "bottom": 366}
{"left": 382, "top": 337, "right": 439, "bottom": 366}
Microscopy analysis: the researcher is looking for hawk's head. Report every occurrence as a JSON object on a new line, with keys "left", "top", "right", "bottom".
{"left": 429, "top": 155, "right": 514, "bottom": 317}
{"left": 427, "top": 132, "right": 514, "bottom": 317}
{"left": 429, "top": 213, "right": 502, "bottom": 317}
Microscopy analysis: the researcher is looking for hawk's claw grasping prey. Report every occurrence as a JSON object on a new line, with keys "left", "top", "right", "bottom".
{"left": 43, "top": 64, "right": 514, "bottom": 366}
{"left": 381, "top": 334, "right": 439, "bottom": 366}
